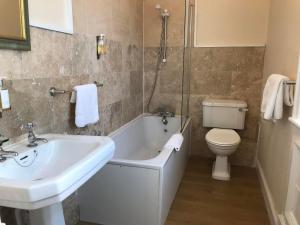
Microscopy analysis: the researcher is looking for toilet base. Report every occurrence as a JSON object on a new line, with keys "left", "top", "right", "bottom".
{"left": 212, "top": 156, "right": 231, "bottom": 181}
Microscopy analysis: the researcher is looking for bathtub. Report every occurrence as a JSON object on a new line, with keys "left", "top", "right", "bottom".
{"left": 79, "top": 115, "right": 191, "bottom": 225}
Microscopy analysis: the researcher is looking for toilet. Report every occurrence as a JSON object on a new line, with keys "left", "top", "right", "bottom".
{"left": 202, "top": 99, "right": 248, "bottom": 181}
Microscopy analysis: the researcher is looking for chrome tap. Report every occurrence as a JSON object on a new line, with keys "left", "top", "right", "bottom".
{"left": 25, "top": 123, "right": 48, "bottom": 147}
{"left": 0, "top": 135, "right": 18, "bottom": 162}
{"left": 162, "top": 115, "right": 168, "bottom": 125}
{"left": 156, "top": 111, "right": 175, "bottom": 125}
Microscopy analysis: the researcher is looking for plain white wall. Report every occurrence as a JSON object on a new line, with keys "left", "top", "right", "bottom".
{"left": 194, "top": 0, "right": 270, "bottom": 47}
{"left": 28, "top": 0, "right": 73, "bottom": 34}
{"left": 258, "top": 0, "right": 300, "bottom": 218}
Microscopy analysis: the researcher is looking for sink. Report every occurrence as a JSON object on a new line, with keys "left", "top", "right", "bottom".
{"left": 0, "top": 134, "right": 115, "bottom": 225}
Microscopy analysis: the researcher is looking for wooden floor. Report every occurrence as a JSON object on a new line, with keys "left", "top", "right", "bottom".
{"left": 165, "top": 157, "right": 270, "bottom": 225}
{"left": 78, "top": 157, "right": 270, "bottom": 225}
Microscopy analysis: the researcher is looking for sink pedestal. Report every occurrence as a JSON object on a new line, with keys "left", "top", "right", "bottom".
{"left": 29, "top": 203, "right": 65, "bottom": 225}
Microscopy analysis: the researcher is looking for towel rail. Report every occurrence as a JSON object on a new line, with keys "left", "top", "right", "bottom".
{"left": 49, "top": 81, "right": 103, "bottom": 97}
{"left": 284, "top": 80, "right": 296, "bottom": 85}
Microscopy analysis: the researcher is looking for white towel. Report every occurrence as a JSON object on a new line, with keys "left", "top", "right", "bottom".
{"left": 284, "top": 84, "right": 294, "bottom": 107}
{"left": 73, "top": 84, "right": 99, "bottom": 128}
{"left": 261, "top": 74, "right": 288, "bottom": 120}
{"left": 164, "top": 133, "right": 184, "bottom": 152}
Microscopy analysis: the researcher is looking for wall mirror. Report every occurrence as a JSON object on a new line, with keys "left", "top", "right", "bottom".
{"left": 28, "top": 0, "right": 73, "bottom": 34}
{"left": 0, "top": 0, "right": 31, "bottom": 51}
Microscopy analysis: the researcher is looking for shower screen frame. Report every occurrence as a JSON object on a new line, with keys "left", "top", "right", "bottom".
{"left": 181, "top": 0, "right": 194, "bottom": 132}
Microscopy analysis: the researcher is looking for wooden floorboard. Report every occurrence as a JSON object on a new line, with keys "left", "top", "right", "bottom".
{"left": 78, "top": 156, "right": 270, "bottom": 225}
{"left": 165, "top": 157, "right": 270, "bottom": 225}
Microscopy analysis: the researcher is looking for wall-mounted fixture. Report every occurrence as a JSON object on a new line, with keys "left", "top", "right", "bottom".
{"left": 29, "top": 0, "right": 73, "bottom": 34}
{"left": 96, "top": 34, "right": 107, "bottom": 60}
{"left": 0, "top": 79, "right": 11, "bottom": 118}
{"left": 49, "top": 81, "right": 103, "bottom": 97}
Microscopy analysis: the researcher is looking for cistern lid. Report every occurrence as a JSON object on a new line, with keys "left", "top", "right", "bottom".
{"left": 202, "top": 99, "right": 247, "bottom": 108}
{"left": 205, "top": 128, "right": 241, "bottom": 146}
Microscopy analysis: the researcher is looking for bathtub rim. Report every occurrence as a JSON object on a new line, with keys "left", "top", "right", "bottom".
{"left": 108, "top": 114, "right": 191, "bottom": 170}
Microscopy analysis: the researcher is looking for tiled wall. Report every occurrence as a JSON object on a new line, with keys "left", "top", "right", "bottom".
{"left": 143, "top": 0, "right": 185, "bottom": 114}
{"left": 144, "top": 0, "right": 265, "bottom": 167}
{"left": 190, "top": 47, "right": 265, "bottom": 166}
{"left": 144, "top": 0, "right": 185, "bottom": 48}
{"left": 144, "top": 47, "right": 184, "bottom": 114}
{"left": 0, "top": 0, "right": 143, "bottom": 224}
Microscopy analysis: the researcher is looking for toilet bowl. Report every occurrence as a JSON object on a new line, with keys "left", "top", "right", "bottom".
{"left": 205, "top": 128, "right": 241, "bottom": 181}
{"left": 202, "top": 98, "right": 247, "bottom": 181}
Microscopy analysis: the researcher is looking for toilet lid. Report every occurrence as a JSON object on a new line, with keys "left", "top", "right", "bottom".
{"left": 206, "top": 128, "right": 241, "bottom": 146}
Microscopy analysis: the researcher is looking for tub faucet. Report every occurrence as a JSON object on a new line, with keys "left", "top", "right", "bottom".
{"left": 25, "top": 123, "right": 48, "bottom": 147}
{"left": 162, "top": 115, "right": 168, "bottom": 125}
{"left": 157, "top": 111, "right": 175, "bottom": 117}
{"left": 157, "top": 111, "right": 175, "bottom": 125}
{"left": 0, "top": 135, "right": 18, "bottom": 162}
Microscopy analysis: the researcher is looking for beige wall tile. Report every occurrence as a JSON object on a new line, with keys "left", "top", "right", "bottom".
{"left": 144, "top": 0, "right": 185, "bottom": 47}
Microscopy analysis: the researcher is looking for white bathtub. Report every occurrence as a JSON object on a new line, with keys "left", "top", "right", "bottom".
{"left": 79, "top": 115, "right": 191, "bottom": 225}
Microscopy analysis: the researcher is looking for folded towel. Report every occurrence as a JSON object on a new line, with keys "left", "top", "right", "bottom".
{"left": 261, "top": 74, "right": 288, "bottom": 120}
{"left": 73, "top": 84, "right": 99, "bottom": 128}
{"left": 284, "top": 83, "right": 294, "bottom": 107}
{"left": 164, "top": 133, "right": 184, "bottom": 152}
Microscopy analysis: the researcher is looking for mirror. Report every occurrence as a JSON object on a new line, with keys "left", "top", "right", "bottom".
{"left": 29, "top": 0, "right": 73, "bottom": 34}
{"left": 0, "top": 0, "right": 31, "bottom": 51}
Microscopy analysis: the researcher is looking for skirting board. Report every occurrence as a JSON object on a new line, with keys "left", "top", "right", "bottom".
{"left": 256, "top": 159, "right": 279, "bottom": 225}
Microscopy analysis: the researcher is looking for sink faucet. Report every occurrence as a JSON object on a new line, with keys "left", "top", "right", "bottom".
{"left": 0, "top": 135, "right": 18, "bottom": 162}
{"left": 25, "top": 123, "right": 48, "bottom": 147}
{"left": 156, "top": 111, "right": 175, "bottom": 125}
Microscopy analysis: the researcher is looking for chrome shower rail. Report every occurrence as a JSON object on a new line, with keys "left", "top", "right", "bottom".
{"left": 49, "top": 81, "right": 103, "bottom": 97}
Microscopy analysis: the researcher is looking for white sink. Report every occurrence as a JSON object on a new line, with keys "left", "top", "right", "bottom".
{"left": 0, "top": 134, "right": 115, "bottom": 225}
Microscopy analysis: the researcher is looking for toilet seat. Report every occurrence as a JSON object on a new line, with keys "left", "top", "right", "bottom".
{"left": 205, "top": 128, "right": 240, "bottom": 146}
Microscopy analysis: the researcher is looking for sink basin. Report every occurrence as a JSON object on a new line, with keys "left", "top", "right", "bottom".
{"left": 0, "top": 134, "right": 115, "bottom": 225}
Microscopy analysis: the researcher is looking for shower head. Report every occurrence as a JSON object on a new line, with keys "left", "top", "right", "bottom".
{"left": 161, "top": 9, "right": 170, "bottom": 17}
{"left": 155, "top": 4, "right": 170, "bottom": 17}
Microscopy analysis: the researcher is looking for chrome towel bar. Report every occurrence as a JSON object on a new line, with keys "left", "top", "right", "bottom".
{"left": 49, "top": 81, "right": 103, "bottom": 97}
{"left": 284, "top": 80, "right": 296, "bottom": 85}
